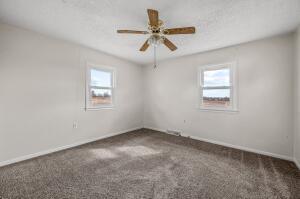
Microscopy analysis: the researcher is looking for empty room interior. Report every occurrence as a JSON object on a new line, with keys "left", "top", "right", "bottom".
{"left": 1, "top": 0, "right": 300, "bottom": 198}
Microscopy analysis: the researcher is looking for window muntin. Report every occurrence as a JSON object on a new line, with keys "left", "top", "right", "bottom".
{"left": 199, "top": 63, "right": 237, "bottom": 111}
{"left": 86, "top": 64, "right": 115, "bottom": 109}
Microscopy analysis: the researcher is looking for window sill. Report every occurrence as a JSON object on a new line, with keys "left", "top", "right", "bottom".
{"left": 197, "top": 107, "right": 239, "bottom": 113}
{"left": 85, "top": 106, "right": 114, "bottom": 111}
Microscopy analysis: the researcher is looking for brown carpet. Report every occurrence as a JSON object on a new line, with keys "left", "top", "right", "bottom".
{"left": 0, "top": 129, "right": 299, "bottom": 199}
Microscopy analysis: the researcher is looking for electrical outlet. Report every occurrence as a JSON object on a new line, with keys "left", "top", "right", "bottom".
{"left": 73, "top": 122, "right": 78, "bottom": 129}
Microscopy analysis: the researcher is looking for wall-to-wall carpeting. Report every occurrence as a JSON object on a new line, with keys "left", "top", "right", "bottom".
{"left": 0, "top": 129, "right": 299, "bottom": 199}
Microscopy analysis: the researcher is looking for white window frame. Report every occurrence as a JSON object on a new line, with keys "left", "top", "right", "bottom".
{"left": 85, "top": 63, "right": 116, "bottom": 110}
{"left": 198, "top": 62, "right": 238, "bottom": 112}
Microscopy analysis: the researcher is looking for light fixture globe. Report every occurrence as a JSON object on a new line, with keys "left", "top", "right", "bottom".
{"left": 147, "top": 35, "right": 164, "bottom": 47}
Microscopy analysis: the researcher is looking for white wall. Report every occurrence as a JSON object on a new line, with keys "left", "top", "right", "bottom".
{"left": 295, "top": 27, "right": 300, "bottom": 167}
{"left": 143, "top": 33, "right": 295, "bottom": 159}
{"left": 0, "top": 23, "right": 143, "bottom": 164}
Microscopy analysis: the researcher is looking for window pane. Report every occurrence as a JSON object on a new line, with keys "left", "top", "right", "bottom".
{"left": 202, "top": 89, "right": 230, "bottom": 107}
{"left": 203, "top": 68, "right": 230, "bottom": 87}
{"left": 91, "top": 88, "right": 112, "bottom": 105}
{"left": 90, "top": 69, "right": 112, "bottom": 87}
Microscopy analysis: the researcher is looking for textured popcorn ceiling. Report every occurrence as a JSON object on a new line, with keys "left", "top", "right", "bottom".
{"left": 0, "top": 0, "right": 299, "bottom": 65}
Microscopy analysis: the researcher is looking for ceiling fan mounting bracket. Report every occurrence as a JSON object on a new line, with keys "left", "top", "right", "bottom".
{"left": 163, "top": 29, "right": 169, "bottom": 35}
{"left": 148, "top": 20, "right": 163, "bottom": 32}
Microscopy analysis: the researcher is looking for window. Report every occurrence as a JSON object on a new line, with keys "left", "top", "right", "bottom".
{"left": 198, "top": 62, "right": 237, "bottom": 111}
{"left": 86, "top": 64, "right": 115, "bottom": 109}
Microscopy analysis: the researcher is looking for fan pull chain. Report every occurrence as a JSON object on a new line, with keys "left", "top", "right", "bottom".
{"left": 154, "top": 46, "right": 157, "bottom": 68}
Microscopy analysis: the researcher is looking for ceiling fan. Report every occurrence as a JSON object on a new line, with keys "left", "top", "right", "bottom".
{"left": 117, "top": 9, "right": 196, "bottom": 67}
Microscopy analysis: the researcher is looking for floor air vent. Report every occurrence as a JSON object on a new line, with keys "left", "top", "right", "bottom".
{"left": 166, "top": 130, "right": 181, "bottom": 136}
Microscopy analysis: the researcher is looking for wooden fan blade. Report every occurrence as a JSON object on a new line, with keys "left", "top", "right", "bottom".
{"left": 140, "top": 40, "right": 149, "bottom": 51}
{"left": 163, "top": 37, "right": 177, "bottom": 51}
{"left": 147, "top": 9, "right": 159, "bottom": 26}
{"left": 163, "top": 27, "right": 195, "bottom": 35}
{"left": 117, "top": 30, "right": 149, "bottom": 34}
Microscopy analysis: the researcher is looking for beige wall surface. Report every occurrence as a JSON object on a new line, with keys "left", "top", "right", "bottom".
{"left": 143, "top": 34, "right": 295, "bottom": 159}
{"left": 0, "top": 23, "right": 143, "bottom": 163}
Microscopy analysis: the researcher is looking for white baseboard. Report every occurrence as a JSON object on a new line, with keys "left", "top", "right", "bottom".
{"left": 294, "top": 158, "right": 300, "bottom": 170}
{"left": 0, "top": 127, "right": 142, "bottom": 167}
{"left": 2, "top": 126, "right": 297, "bottom": 169}
{"left": 144, "top": 126, "right": 294, "bottom": 162}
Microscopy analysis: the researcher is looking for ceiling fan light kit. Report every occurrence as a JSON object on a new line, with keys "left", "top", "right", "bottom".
{"left": 147, "top": 35, "right": 164, "bottom": 47}
{"left": 117, "top": 9, "right": 196, "bottom": 68}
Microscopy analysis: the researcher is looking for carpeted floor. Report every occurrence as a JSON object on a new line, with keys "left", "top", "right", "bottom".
{"left": 0, "top": 129, "right": 299, "bottom": 199}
